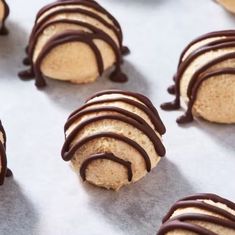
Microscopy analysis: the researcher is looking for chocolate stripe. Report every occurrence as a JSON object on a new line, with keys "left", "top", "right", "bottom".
{"left": 158, "top": 194, "right": 235, "bottom": 235}
{"left": 163, "top": 199, "right": 235, "bottom": 223}
{"left": 63, "top": 113, "right": 166, "bottom": 157}
{"left": 169, "top": 213, "right": 235, "bottom": 229}
{"left": 161, "top": 40, "right": 235, "bottom": 111}
{"left": 62, "top": 132, "right": 151, "bottom": 172}
{"left": 177, "top": 68, "right": 235, "bottom": 123}
{"left": 35, "top": 0, "right": 123, "bottom": 43}
{"left": 187, "top": 52, "right": 235, "bottom": 98}
{"left": 32, "top": 8, "right": 122, "bottom": 48}
{"left": 157, "top": 220, "right": 217, "bottom": 235}
{"left": 65, "top": 97, "right": 163, "bottom": 134}
{"left": 27, "top": 19, "right": 104, "bottom": 63}
{"left": 22, "top": 28, "right": 126, "bottom": 86}
{"left": 80, "top": 153, "right": 132, "bottom": 182}
{"left": 177, "top": 30, "right": 235, "bottom": 68}
{"left": 85, "top": 89, "right": 166, "bottom": 135}
{"left": 181, "top": 193, "right": 235, "bottom": 210}
{"left": 33, "top": 32, "right": 104, "bottom": 87}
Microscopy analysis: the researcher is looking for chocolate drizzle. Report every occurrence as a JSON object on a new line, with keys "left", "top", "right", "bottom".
{"left": 35, "top": 0, "right": 123, "bottom": 43}
{"left": 62, "top": 90, "right": 166, "bottom": 183}
{"left": 65, "top": 97, "right": 164, "bottom": 134}
{"left": 157, "top": 193, "right": 235, "bottom": 235}
{"left": 161, "top": 30, "right": 235, "bottom": 124}
{"left": 80, "top": 153, "right": 133, "bottom": 182}
{"left": 85, "top": 89, "right": 166, "bottom": 135}
{"left": 0, "top": 0, "right": 9, "bottom": 35}
{"left": 0, "top": 121, "right": 12, "bottom": 185}
{"left": 19, "top": 0, "right": 129, "bottom": 87}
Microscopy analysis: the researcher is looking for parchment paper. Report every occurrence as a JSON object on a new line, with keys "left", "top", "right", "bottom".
{"left": 0, "top": 0, "right": 234, "bottom": 234}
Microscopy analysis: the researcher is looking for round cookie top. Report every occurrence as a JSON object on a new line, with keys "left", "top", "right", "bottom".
{"left": 62, "top": 90, "right": 166, "bottom": 190}
{"left": 157, "top": 193, "right": 235, "bottom": 235}
{"left": 19, "top": 0, "right": 129, "bottom": 87}
{"left": 161, "top": 30, "right": 235, "bottom": 125}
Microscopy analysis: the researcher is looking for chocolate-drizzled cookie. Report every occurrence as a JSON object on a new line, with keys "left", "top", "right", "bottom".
{"left": 157, "top": 193, "right": 235, "bottom": 235}
{"left": 0, "top": 121, "right": 12, "bottom": 185}
{"left": 161, "top": 30, "right": 235, "bottom": 124}
{"left": 61, "top": 90, "right": 166, "bottom": 190}
{"left": 0, "top": 0, "right": 9, "bottom": 35}
{"left": 19, "top": 0, "right": 129, "bottom": 88}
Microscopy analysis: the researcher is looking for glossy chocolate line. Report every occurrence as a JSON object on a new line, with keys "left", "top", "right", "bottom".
{"left": 157, "top": 220, "right": 217, "bottom": 235}
{"left": 163, "top": 198, "right": 235, "bottom": 223}
{"left": 62, "top": 132, "right": 151, "bottom": 172}
{"left": 177, "top": 52, "right": 235, "bottom": 123}
{"left": 178, "top": 68, "right": 235, "bottom": 123}
{"left": 181, "top": 193, "right": 235, "bottom": 210}
{"left": 65, "top": 97, "right": 163, "bottom": 134}
{"left": 177, "top": 30, "right": 235, "bottom": 68}
{"left": 0, "top": 141, "right": 7, "bottom": 185}
{"left": 27, "top": 19, "right": 104, "bottom": 64}
{"left": 169, "top": 213, "right": 235, "bottom": 229}
{"left": 31, "top": 8, "right": 122, "bottom": 48}
{"left": 187, "top": 52, "right": 235, "bottom": 98}
{"left": 80, "top": 153, "right": 133, "bottom": 182}
{"left": 33, "top": 30, "right": 125, "bottom": 87}
{"left": 85, "top": 89, "right": 166, "bottom": 135}
{"left": 161, "top": 40, "right": 235, "bottom": 111}
{"left": 35, "top": 0, "right": 123, "bottom": 43}
{"left": 33, "top": 32, "right": 103, "bottom": 87}
{"left": 63, "top": 114, "right": 166, "bottom": 157}
{"left": 167, "top": 36, "right": 235, "bottom": 96}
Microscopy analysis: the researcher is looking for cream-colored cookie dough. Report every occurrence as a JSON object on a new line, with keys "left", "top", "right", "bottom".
{"left": 217, "top": 0, "right": 235, "bottom": 13}
{"left": 21, "top": 0, "right": 127, "bottom": 87}
{"left": 41, "top": 39, "right": 115, "bottom": 83}
{"left": 0, "top": 1, "right": 5, "bottom": 22}
{"left": 180, "top": 46, "right": 235, "bottom": 101}
{"left": 193, "top": 73, "right": 235, "bottom": 123}
{"left": 62, "top": 90, "right": 166, "bottom": 190}
{"left": 157, "top": 194, "right": 235, "bottom": 235}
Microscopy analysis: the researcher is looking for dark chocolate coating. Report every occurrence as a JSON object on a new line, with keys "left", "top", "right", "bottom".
{"left": 80, "top": 153, "right": 133, "bottom": 182}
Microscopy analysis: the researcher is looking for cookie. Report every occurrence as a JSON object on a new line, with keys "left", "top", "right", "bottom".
{"left": 62, "top": 90, "right": 166, "bottom": 190}
{"left": 161, "top": 30, "right": 235, "bottom": 124}
{"left": 19, "top": 0, "right": 129, "bottom": 87}
{"left": 157, "top": 193, "right": 235, "bottom": 235}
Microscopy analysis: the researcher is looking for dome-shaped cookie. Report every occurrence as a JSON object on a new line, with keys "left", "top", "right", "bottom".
{"left": 161, "top": 30, "right": 235, "bottom": 124}
{"left": 0, "top": 121, "right": 12, "bottom": 185}
{"left": 61, "top": 90, "right": 166, "bottom": 190}
{"left": 19, "top": 0, "right": 129, "bottom": 88}
{"left": 157, "top": 193, "right": 235, "bottom": 235}
{"left": 216, "top": 0, "right": 235, "bottom": 14}
{"left": 0, "top": 0, "right": 9, "bottom": 35}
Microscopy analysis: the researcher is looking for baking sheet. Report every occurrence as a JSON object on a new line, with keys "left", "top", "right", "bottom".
{"left": 0, "top": 0, "right": 235, "bottom": 234}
